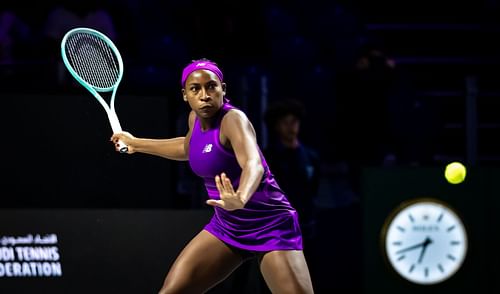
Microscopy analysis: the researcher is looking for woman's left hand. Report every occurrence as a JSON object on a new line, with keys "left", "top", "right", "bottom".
{"left": 207, "top": 173, "right": 245, "bottom": 211}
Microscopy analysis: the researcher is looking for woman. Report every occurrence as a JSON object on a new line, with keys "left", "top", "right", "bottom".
{"left": 111, "top": 59, "right": 314, "bottom": 293}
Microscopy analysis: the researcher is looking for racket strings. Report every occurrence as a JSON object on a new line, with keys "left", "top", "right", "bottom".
{"left": 65, "top": 33, "right": 121, "bottom": 89}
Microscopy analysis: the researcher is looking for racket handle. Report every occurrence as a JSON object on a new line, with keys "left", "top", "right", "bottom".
{"left": 107, "top": 111, "right": 128, "bottom": 153}
{"left": 117, "top": 139, "right": 128, "bottom": 153}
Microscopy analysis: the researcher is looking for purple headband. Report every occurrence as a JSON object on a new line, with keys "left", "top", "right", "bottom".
{"left": 181, "top": 60, "right": 224, "bottom": 87}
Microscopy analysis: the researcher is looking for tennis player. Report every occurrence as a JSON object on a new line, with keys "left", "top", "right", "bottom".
{"left": 111, "top": 59, "right": 314, "bottom": 293}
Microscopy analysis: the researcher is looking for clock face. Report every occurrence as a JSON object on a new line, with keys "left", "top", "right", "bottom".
{"left": 382, "top": 198, "right": 468, "bottom": 285}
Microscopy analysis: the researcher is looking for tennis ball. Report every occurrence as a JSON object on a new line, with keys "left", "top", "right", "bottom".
{"left": 444, "top": 162, "right": 466, "bottom": 184}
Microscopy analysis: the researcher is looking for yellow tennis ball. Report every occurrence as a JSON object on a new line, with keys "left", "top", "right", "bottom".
{"left": 444, "top": 162, "right": 466, "bottom": 184}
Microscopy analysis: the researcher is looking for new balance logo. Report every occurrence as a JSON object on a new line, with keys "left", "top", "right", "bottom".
{"left": 202, "top": 144, "right": 213, "bottom": 153}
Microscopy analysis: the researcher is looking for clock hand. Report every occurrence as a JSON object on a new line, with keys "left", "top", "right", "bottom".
{"left": 417, "top": 237, "right": 433, "bottom": 263}
{"left": 395, "top": 239, "right": 427, "bottom": 254}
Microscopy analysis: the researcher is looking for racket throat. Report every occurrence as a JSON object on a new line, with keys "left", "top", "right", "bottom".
{"left": 107, "top": 110, "right": 123, "bottom": 133}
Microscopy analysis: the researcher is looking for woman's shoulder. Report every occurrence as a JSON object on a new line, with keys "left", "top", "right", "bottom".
{"left": 222, "top": 106, "right": 248, "bottom": 123}
{"left": 220, "top": 106, "right": 254, "bottom": 138}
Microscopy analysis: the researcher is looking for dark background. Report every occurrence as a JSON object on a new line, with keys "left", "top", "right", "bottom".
{"left": 1, "top": 0, "right": 499, "bottom": 293}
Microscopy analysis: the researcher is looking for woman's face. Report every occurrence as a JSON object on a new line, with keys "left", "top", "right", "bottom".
{"left": 182, "top": 70, "right": 226, "bottom": 119}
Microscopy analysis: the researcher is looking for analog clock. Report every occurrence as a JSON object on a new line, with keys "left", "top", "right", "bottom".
{"left": 380, "top": 198, "right": 468, "bottom": 285}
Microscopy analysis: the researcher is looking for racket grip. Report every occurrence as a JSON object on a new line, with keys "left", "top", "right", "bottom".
{"left": 117, "top": 139, "right": 128, "bottom": 153}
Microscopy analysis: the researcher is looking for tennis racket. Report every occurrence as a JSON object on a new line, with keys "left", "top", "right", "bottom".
{"left": 61, "top": 27, "right": 128, "bottom": 153}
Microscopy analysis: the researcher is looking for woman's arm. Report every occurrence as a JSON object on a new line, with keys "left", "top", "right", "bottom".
{"left": 207, "top": 109, "right": 264, "bottom": 210}
{"left": 110, "top": 111, "right": 195, "bottom": 161}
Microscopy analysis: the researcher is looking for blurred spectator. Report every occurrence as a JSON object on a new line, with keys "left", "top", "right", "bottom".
{"left": 334, "top": 41, "right": 437, "bottom": 195}
{"left": 41, "top": 0, "right": 117, "bottom": 85}
{"left": 333, "top": 43, "right": 399, "bottom": 195}
{"left": 263, "top": 98, "right": 321, "bottom": 241}
{"left": 43, "top": 0, "right": 117, "bottom": 45}
{"left": 0, "top": 6, "right": 31, "bottom": 64}
{"left": 0, "top": 5, "right": 33, "bottom": 91}
{"left": 304, "top": 0, "right": 366, "bottom": 71}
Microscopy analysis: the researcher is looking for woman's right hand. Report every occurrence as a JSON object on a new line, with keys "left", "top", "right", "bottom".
{"left": 110, "top": 131, "right": 136, "bottom": 154}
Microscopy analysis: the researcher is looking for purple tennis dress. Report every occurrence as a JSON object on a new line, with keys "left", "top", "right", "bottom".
{"left": 189, "top": 103, "right": 303, "bottom": 251}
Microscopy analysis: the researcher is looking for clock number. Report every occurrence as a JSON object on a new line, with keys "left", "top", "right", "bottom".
{"left": 437, "top": 263, "right": 444, "bottom": 273}
{"left": 409, "top": 264, "right": 415, "bottom": 273}
{"left": 408, "top": 213, "right": 415, "bottom": 223}
{"left": 437, "top": 212, "right": 444, "bottom": 223}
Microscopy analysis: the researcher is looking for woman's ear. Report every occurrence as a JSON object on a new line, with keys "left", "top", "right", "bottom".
{"left": 182, "top": 89, "right": 187, "bottom": 102}
{"left": 222, "top": 83, "right": 227, "bottom": 96}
